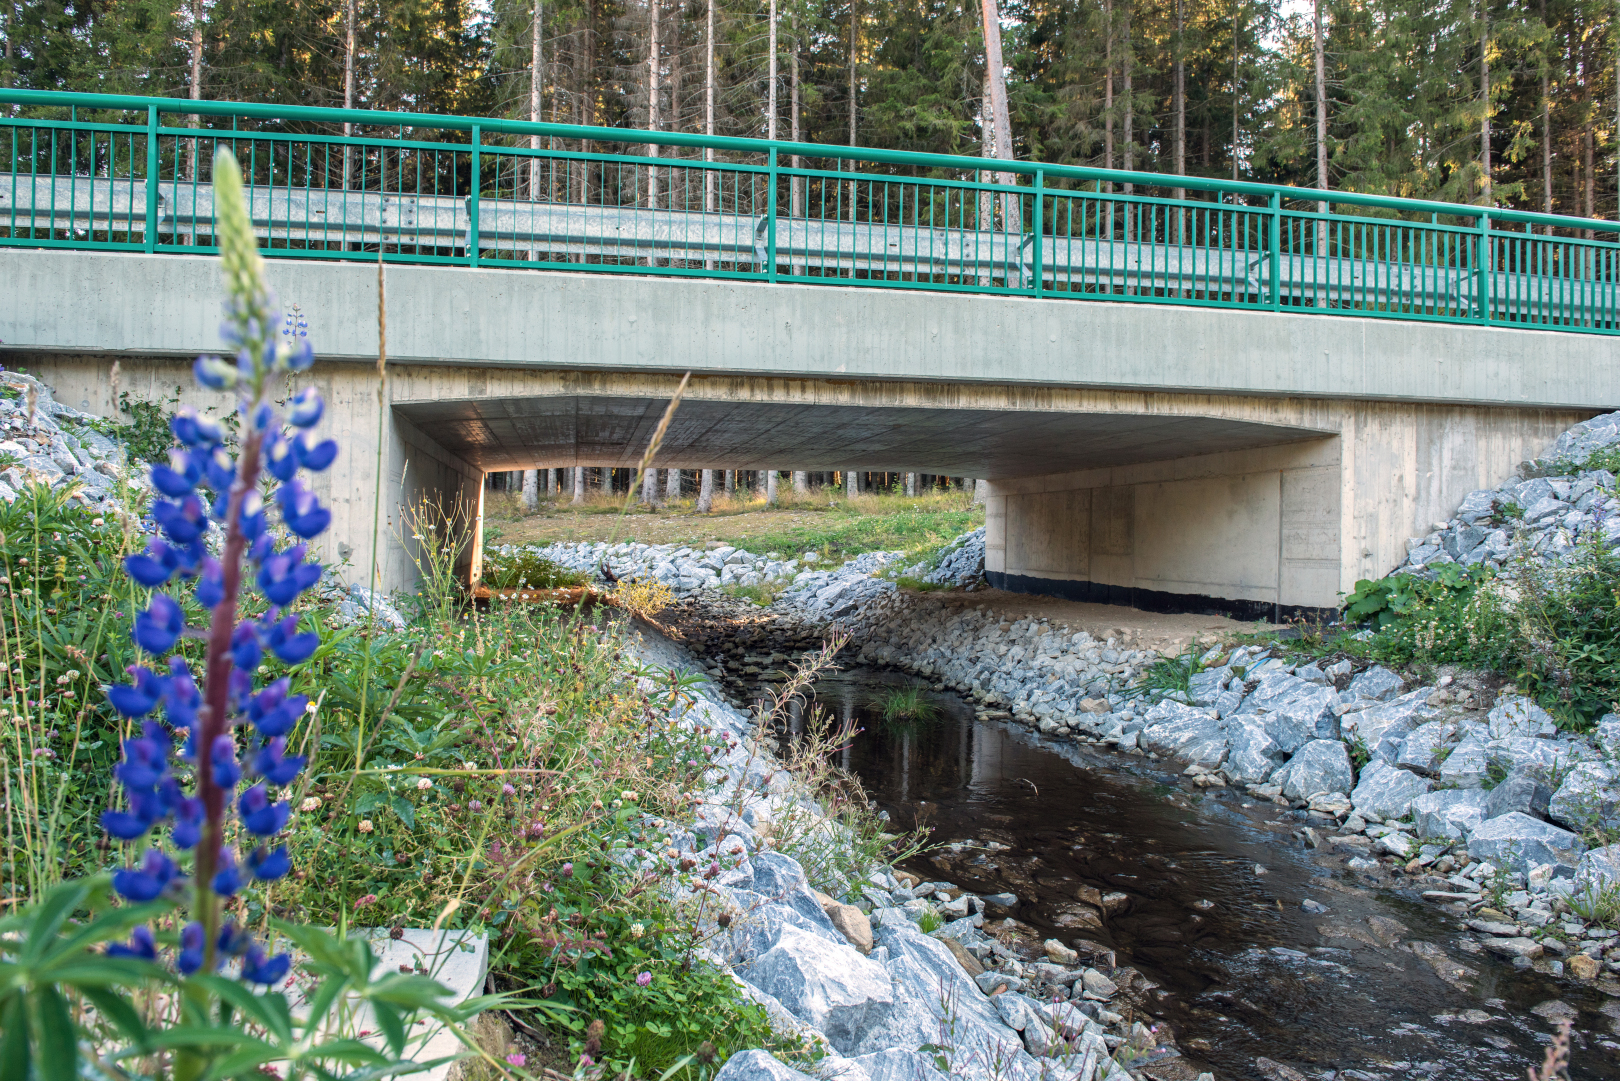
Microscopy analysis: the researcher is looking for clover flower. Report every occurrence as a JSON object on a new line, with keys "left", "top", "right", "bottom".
{"left": 99, "top": 149, "right": 337, "bottom": 983}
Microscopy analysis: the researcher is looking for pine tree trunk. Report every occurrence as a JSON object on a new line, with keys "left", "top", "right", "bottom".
{"left": 1173, "top": 0, "right": 1185, "bottom": 202}
{"left": 768, "top": 0, "right": 778, "bottom": 140}
{"left": 791, "top": 14, "right": 803, "bottom": 219}
{"left": 1122, "top": 0, "right": 1133, "bottom": 242}
{"left": 726, "top": 469, "right": 735, "bottom": 494}
{"left": 979, "top": 0, "right": 1020, "bottom": 232}
{"left": 703, "top": 0, "right": 716, "bottom": 268}
{"left": 848, "top": 0, "right": 858, "bottom": 216}
{"left": 572, "top": 466, "right": 586, "bottom": 505}
{"left": 904, "top": 472, "right": 916, "bottom": 496}
{"left": 793, "top": 470, "right": 809, "bottom": 493}
{"left": 646, "top": 0, "right": 662, "bottom": 263}
{"left": 343, "top": 0, "right": 357, "bottom": 190}
{"left": 186, "top": 0, "right": 204, "bottom": 184}
{"left": 1104, "top": 0, "right": 1113, "bottom": 177}
{"left": 547, "top": 468, "right": 557, "bottom": 494}
{"left": 697, "top": 469, "right": 715, "bottom": 512}
{"left": 522, "top": 469, "right": 539, "bottom": 511}
{"left": 530, "top": 0, "right": 543, "bottom": 202}
{"left": 1314, "top": 0, "right": 1328, "bottom": 210}
{"left": 1479, "top": 1, "right": 1490, "bottom": 203}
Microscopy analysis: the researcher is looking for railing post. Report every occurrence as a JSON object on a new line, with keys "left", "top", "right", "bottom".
{"left": 1477, "top": 210, "right": 1490, "bottom": 323}
{"left": 767, "top": 146, "right": 779, "bottom": 282}
{"left": 468, "top": 124, "right": 481, "bottom": 268}
{"left": 145, "top": 106, "right": 159, "bottom": 254}
{"left": 1032, "top": 169, "right": 1044, "bottom": 298}
{"left": 1268, "top": 191, "right": 1281, "bottom": 311}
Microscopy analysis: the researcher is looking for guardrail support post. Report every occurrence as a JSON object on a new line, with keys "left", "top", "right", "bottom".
{"left": 1477, "top": 210, "right": 1490, "bottom": 323}
{"left": 767, "top": 147, "right": 779, "bottom": 283}
{"left": 1032, "top": 169, "right": 1044, "bottom": 298}
{"left": 468, "top": 125, "right": 481, "bottom": 268}
{"left": 145, "top": 106, "right": 159, "bottom": 254}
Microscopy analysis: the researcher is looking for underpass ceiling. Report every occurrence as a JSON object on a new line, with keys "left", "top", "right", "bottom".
{"left": 393, "top": 395, "right": 1332, "bottom": 477}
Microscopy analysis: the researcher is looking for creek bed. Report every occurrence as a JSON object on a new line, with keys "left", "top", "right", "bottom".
{"left": 791, "top": 666, "right": 1620, "bottom": 1081}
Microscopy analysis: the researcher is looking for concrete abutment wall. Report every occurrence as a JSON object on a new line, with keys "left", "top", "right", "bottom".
{"left": 986, "top": 403, "right": 1587, "bottom": 620}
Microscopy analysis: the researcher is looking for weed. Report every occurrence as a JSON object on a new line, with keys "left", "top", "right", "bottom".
{"left": 917, "top": 905, "right": 945, "bottom": 933}
{"left": 116, "top": 388, "right": 180, "bottom": 463}
{"left": 723, "top": 581, "right": 783, "bottom": 606}
{"left": 1566, "top": 882, "right": 1620, "bottom": 927}
{"left": 878, "top": 686, "right": 940, "bottom": 724}
{"left": 1347, "top": 735, "right": 1372, "bottom": 772}
{"left": 482, "top": 548, "right": 590, "bottom": 590}
{"left": 895, "top": 575, "right": 948, "bottom": 592}
{"left": 1483, "top": 760, "right": 1510, "bottom": 790}
{"left": 1135, "top": 652, "right": 1203, "bottom": 699}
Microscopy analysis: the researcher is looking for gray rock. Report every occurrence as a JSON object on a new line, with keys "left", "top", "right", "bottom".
{"left": 1595, "top": 714, "right": 1620, "bottom": 758}
{"left": 1466, "top": 812, "right": 1585, "bottom": 874}
{"left": 1485, "top": 770, "right": 1553, "bottom": 821}
{"left": 1395, "top": 720, "right": 1457, "bottom": 775}
{"left": 1187, "top": 668, "right": 1229, "bottom": 707}
{"left": 1412, "top": 788, "right": 1490, "bottom": 841}
{"left": 1483, "top": 736, "right": 1583, "bottom": 778}
{"left": 1341, "top": 689, "right": 1440, "bottom": 761}
{"left": 1488, "top": 695, "right": 1558, "bottom": 739}
{"left": 1271, "top": 739, "right": 1354, "bottom": 800}
{"left": 714, "top": 889, "right": 843, "bottom": 963}
{"left": 714, "top": 1050, "right": 818, "bottom": 1081}
{"left": 1222, "top": 719, "right": 1282, "bottom": 784}
{"left": 1444, "top": 525, "right": 1488, "bottom": 559}
{"left": 1439, "top": 729, "right": 1490, "bottom": 789}
{"left": 335, "top": 584, "right": 407, "bottom": 632}
{"left": 1454, "top": 489, "right": 1499, "bottom": 523}
{"left": 752, "top": 852, "right": 841, "bottom": 938}
{"left": 742, "top": 926, "right": 893, "bottom": 1054}
{"left": 1573, "top": 845, "right": 1620, "bottom": 892}
{"left": 1350, "top": 760, "right": 1432, "bottom": 820}
{"left": 1347, "top": 666, "right": 1404, "bottom": 702}
{"left": 993, "top": 991, "right": 1041, "bottom": 1032}
{"left": 1547, "top": 761, "right": 1620, "bottom": 835}
{"left": 850, "top": 1050, "right": 949, "bottom": 1081}
{"left": 1139, "top": 700, "right": 1228, "bottom": 768}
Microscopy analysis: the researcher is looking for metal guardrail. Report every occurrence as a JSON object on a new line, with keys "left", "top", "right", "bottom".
{"left": 4, "top": 89, "right": 1620, "bottom": 333}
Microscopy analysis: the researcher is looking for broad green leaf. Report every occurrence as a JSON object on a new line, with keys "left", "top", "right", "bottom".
{"left": 76, "top": 986, "right": 151, "bottom": 1047}
{"left": 191, "top": 976, "right": 293, "bottom": 1044}
{"left": 371, "top": 1001, "right": 406, "bottom": 1057}
{"left": 0, "top": 992, "right": 32, "bottom": 1081}
{"left": 21, "top": 881, "right": 91, "bottom": 964}
{"left": 33, "top": 984, "right": 77, "bottom": 1081}
{"left": 391, "top": 796, "right": 415, "bottom": 830}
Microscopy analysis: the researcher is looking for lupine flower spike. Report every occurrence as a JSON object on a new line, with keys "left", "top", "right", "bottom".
{"left": 100, "top": 148, "right": 337, "bottom": 982}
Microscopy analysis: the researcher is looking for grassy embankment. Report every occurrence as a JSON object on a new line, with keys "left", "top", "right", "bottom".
{"left": 0, "top": 472, "right": 909, "bottom": 1076}
{"left": 485, "top": 485, "right": 984, "bottom": 568}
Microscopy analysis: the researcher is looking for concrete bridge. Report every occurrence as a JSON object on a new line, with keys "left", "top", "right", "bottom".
{"left": 4, "top": 91, "right": 1618, "bottom": 619}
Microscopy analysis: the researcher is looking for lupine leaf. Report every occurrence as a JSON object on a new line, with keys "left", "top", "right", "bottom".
{"left": 76, "top": 986, "right": 151, "bottom": 1047}
{"left": 33, "top": 985, "right": 78, "bottom": 1081}
{"left": 371, "top": 1000, "right": 406, "bottom": 1057}
{"left": 0, "top": 993, "right": 31, "bottom": 1081}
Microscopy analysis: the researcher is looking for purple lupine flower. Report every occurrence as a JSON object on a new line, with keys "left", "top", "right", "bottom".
{"left": 99, "top": 153, "right": 340, "bottom": 988}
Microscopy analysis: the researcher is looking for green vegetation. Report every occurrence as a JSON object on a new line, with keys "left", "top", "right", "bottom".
{"left": 916, "top": 905, "right": 945, "bottom": 934}
{"left": 0, "top": 481, "right": 810, "bottom": 1075}
{"left": 116, "top": 388, "right": 179, "bottom": 463}
{"left": 1264, "top": 535, "right": 1620, "bottom": 733}
{"left": 877, "top": 686, "right": 940, "bottom": 723}
{"left": 1567, "top": 882, "right": 1620, "bottom": 929}
{"left": 1134, "top": 652, "right": 1205, "bottom": 699}
{"left": 742, "top": 499, "right": 981, "bottom": 567}
{"left": 481, "top": 547, "right": 589, "bottom": 590}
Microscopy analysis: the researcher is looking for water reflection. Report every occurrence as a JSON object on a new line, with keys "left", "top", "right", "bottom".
{"left": 786, "top": 667, "right": 1620, "bottom": 1081}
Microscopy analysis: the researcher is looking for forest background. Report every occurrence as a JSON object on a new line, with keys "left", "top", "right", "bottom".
{"left": 1, "top": 0, "right": 1616, "bottom": 226}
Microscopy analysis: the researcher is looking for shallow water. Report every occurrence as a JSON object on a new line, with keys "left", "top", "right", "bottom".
{"left": 796, "top": 666, "right": 1620, "bottom": 1081}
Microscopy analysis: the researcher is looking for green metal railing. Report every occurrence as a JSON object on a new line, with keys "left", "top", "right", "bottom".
{"left": 5, "top": 88, "right": 1620, "bottom": 334}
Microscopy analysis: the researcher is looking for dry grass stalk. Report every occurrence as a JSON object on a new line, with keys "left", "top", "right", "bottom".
{"left": 1528, "top": 1020, "right": 1572, "bottom": 1080}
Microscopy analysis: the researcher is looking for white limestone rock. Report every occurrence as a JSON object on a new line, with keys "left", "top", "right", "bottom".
{"left": 1466, "top": 812, "right": 1585, "bottom": 873}
{"left": 1574, "top": 845, "right": 1620, "bottom": 892}
{"left": 1271, "top": 739, "right": 1354, "bottom": 801}
{"left": 1138, "top": 700, "right": 1228, "bottom": 768}
{"left": 1439, "top": 730, "right": 1490, "bottom": 788}
{"left": 1487, "top": 695, "right": 1559, "bottom": 739}
{"left": 1222, "top": 719, "right": 1282, "bottom": 784}
{"left": 1412, "top": 788, "right": 1490, "bottom": 841}
{"left": 1350, "top": 760, "right": 1432, "bottom": 820}
{"left": 1346, "top": 666, "right": 1404, "bottom": 702}
{"left": 741, "top": 925, "right": 894, "bottom": 1054}
{"left": 1547, "top": 761, "right": 1620, "bottom": 835}
{"left": 1394, "top": 720, "right": 1458, "bottom": 776}
{"left": 1341, "top": 689, "right": 1441, "bottom": 762}
{"left": 714, "top": 1050, "right": 819, "bottom": 1081}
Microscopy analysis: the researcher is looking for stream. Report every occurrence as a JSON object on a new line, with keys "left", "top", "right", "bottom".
{"left": 784, "top": 665, "right": 1620, "bottom": 1081}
